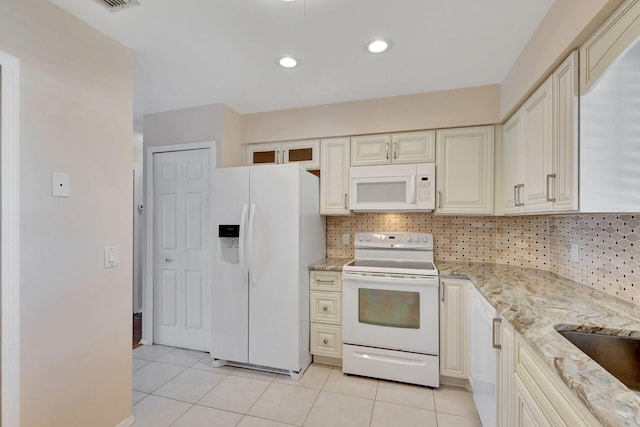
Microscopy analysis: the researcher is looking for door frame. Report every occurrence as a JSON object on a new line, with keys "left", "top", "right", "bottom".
{"left": 0, "top": 50, "right": 21, "bottom": 426}
{"left": 142, "top": 141, "right": 216, "bottom": 345}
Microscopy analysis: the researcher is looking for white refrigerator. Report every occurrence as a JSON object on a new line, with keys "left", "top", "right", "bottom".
{"left": 211, "top": 164, "right": 326, "bottom": 379}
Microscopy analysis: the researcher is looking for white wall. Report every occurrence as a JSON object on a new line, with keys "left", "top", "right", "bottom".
{"left": 0, "top": 0, "right": 133, "bottom": 426}
{"left": 144, "top": 103, "right": 243, "bottom": 167}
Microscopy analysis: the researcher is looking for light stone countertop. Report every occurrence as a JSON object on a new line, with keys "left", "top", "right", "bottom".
{"left": 308, "top": 257, "right": 352, "bottom": 271}
{"left": 437, "top": 261, "right": 640, "bottom": 427}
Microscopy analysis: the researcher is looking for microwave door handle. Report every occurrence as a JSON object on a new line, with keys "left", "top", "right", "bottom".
{"left": 410, "top": 176, "right": 417, "bottom": 204}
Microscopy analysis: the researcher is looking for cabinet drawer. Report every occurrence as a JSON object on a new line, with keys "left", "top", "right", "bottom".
{"left": 310, "top": 323, "right": 342, "bottom": 357}
{"left": 310, "top": 270, "right": 342, "bottom": 291}
{"left": 310, "top": 292, "right": 342, "bottom": 324}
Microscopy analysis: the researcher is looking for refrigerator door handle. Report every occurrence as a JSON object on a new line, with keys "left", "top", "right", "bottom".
{"left": 239, "top": 204, "right": 248, "bottom": 281}
{"left": 247, "top": 203, "right": 256, "bottom": 286}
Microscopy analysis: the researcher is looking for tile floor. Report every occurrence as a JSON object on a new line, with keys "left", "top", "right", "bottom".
{"left": 132, "top": 345, "right": 481, "bottom": 427}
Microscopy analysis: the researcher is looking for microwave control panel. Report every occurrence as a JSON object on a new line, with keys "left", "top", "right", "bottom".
{"left": 416, "top": 163, "right": 436, "bottom": 210}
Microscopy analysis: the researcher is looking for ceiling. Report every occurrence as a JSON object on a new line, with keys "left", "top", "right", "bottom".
{"left": 50, "top": 0, "right": 555, "bottom": 115}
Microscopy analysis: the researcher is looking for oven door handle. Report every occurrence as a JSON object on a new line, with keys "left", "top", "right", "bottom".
{"left": 342, "top": 272, "right": 439, "bottom": 287}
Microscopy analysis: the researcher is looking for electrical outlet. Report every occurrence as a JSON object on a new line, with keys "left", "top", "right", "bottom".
{"left": 342, "top": 233, "right": 350, "bottom": 245}
{"left": 571, "top": 243, "right": 581, "bottom": 262}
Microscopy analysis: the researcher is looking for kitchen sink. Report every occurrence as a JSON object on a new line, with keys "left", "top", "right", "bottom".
{"left": 557, "top": 329, "right": 640, "bottom": 391}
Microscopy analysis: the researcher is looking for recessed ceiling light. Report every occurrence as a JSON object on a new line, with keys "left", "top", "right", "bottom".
{"left": 278, "top": 56, "right": 298, "bottom": 69}
{"left": 367, "top": 39, "right": 392, "bottom": 54}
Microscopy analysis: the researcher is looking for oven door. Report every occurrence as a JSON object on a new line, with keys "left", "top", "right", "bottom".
{"left": 342, "top": 271, "right": 439, "bottom": 355}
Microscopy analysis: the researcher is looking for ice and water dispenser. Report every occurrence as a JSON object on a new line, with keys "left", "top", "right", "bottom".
{"left": 218, "top": 224, "right": 240, "bottom": 264}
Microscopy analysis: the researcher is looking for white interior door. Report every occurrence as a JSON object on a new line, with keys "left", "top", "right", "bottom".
{"left": 153, "top": 149, "right": 211, "bottom": 351}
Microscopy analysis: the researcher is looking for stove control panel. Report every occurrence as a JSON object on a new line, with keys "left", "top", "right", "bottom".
{"left": 354, "top": 232, "right": 433, "bottom": 249}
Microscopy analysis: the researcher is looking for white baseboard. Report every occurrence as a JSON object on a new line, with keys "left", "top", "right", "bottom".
{"left": 115, "top": 415, "right": 135, "bottom": 427}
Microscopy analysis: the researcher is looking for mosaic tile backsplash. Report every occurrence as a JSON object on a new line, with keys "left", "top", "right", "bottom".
{"left": 327, "top": 213, "right": 640, "bottom": 304}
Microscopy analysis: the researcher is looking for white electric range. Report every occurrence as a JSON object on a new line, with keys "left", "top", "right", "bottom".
{"left": 341, "top": 232, "right": 440, "bottom": 387}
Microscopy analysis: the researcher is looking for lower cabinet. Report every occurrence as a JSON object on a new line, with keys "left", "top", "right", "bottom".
{"left": 439, "top": 278, "right": 600, "bottom": 427}
{"left": 309, "top": 270, "right": 343, "bottom": 362}
{"left": 439, "top": 278, "right": 469, "bottom": 378}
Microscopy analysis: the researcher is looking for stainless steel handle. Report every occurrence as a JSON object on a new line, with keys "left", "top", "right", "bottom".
{"left": 316, "top": 279, "right": 335, "bottom": 284}
{"left": 165, "top": 258, "right": 173, "bottom": 263}
{"left": 393, "top": 142, "right": 397, "bottom": 159}
{"left": 438, "top": 191, "right": 442, "bottom": 209}
{"left": 492, "top": 318, "right": 502, "bottom": 350}
{"left": 517, "top": 184, "right": 525, "bottom": 207}
{"left": 546, "top": 173, "right": 556, "bottom": 202}
{"left": 275, "top": 150, "right": 279, "bottom": 164}
{"left": 344, "top": 193, "right": 348, "bottom": 210}
{"left": 323, "top": 338, "right": 329, "bottom": 345}
{"left": 386, "top": 142, "right": 390, "bottom": 160}
{"left": 322, "top": 305, "right": 328, "bottom": 311}
{"left": 441, "top": 281, "right": 445, "bottom": 302}
{"left": 513, "top": 185, "right": 518, "bottom": 207}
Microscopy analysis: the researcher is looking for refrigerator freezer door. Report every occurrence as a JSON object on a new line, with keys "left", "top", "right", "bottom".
{"left": 211, "top": 167, "right": 251, "bottom": 363}
{"left": 248, "top": 165, "right": 301, "bottom": 370}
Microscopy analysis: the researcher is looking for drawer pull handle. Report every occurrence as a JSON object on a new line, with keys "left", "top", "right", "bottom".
{"left": 316, "top": 279, "right": 335, "bottom": 284}
{"left": 323, "top": 338, "right": 329, "bottom": 345}
{"left": 322, "top": 305, "right": 328, "bottom": 311}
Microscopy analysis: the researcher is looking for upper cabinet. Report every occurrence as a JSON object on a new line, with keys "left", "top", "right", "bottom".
{"left": 580, "top": 0, "right": 640, "bottom": 94}
{"left": 246, "top": 139, "right": 320, "bottom": 169}
{"left": 351, "top": 131, "right": 435, "bottom": 166}
{"left": 436, "top": 126, "right": 494, "bottom": 215}
{"left": 320, "top": 137, "right": 350, "bottom": 215}
{"left": 500, "top": 51, "right": 579, "bottom": 214}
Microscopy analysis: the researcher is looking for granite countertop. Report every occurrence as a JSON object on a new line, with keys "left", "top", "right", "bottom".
{"left": 308, "top": 257, "right": 352, "bottom": 271}
{"left": 437, "top": 261, "right": 640, "bottom": 427}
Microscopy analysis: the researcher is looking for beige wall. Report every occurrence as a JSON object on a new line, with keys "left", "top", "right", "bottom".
{"left": 144, "top": 103, "right": 243, "bottom": 167}
{"left": 241, "top": 85, "right": 501, "bottom": 144}
{"left": 0, "top": 1, "right": 133, "bottom": 426}
{"left": 500, "top": 0, "right": 623, "bottom": 120}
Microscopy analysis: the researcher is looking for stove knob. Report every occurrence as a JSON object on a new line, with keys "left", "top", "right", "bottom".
{"left": 407, "top": 236, "right": 413, "bottom": 242}
{"left": 358, "top": 235, "right": 363, "bottom": 242}
{"left": 422, "top": 237, "right": 428, "bottom": 243}
{"left": 365, "top": 235, "right": 371, "bottom": 241}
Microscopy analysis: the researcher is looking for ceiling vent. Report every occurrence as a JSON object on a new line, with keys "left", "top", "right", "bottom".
{"left": 94, "top": 0, "right": 140, "bottom": 12}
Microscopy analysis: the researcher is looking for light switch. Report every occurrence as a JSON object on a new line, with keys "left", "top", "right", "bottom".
{"left": 104, "top": 246, "right": 118, "bottom": 268}
{"left": 51, "top": 172, "right": 70, "bottom": 197}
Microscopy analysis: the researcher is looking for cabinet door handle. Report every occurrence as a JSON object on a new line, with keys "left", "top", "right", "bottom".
{"left": 517, "top": 184, "right": 525, "bottom": 207}
{"left": 323, "top": 338, "right": 329, "bottom": 345}
{"left": 492, "top": 318, "right": 502, "bottom": 349}
{"left": 440, "top": 281, "right": 445, "bottom": 302}
{"left": 316, "top": 279, "right": 335, "bottom": 284}
{"left": 546, "top": 173, "right": 556, "bottom": 202}
{"left": 344, "top": 193, "right": 348, "bottom": 210}
{"left": 275, "top": 150, "right": 280, "bottom": 164}
{"left": 386, "top": 142, "right": 390, "bottom": 160}
{"left": 438, "top": 191, "right": 442, "bottom": 209}
{"left": 393, "top": 142, "right": 397, "bottom": 159}
{"left": 513, "top": 185, "right": 518, "bottom": 207}
{"left": 322, "top": 305, "right": 328, "bottom": 311}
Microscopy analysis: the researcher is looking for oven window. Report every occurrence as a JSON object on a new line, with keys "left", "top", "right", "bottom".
{"left": 358, "top": 288, "right": 420, "bottom": 329}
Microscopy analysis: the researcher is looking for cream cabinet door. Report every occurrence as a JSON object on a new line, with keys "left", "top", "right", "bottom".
{"left": 580, "top": 0, "right": 640, "bottom": 94}
{"left": 552, "top": 51, "right": 579, "bottom": 211}
{"left": 514, "top": 375, "right": 550, "bottom": 427}
{"left": 351, "top": 134, "right": 391, "bottom": 166}
{"left": 498, "top": 318, "right": 515, "bottom": 427}
{"left": 439, "top": 278, "right": 469, "bottom": 378}
{"left": 282, "top": 139, "right": 320, "bottom": 169}
{"left": 391, "top": 130, "right": 436, "bottom": 163}
{"left": 522, "top": 77, "right": 554, "bottom": 212}
{"left": 503, "top": 111, "right": 524, "bottom": 214}
{"left": 320, "top": 138, "right": 350, "bottom": 215}
{"left": 436, "top": 126, "right": 494, "bottom": 214}
{"left": 246, "top": 143, "right": 282, "bottom": 166}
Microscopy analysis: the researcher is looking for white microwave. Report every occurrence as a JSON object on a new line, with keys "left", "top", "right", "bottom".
{"left": 349, "top": 163, "right": 436, "bottom": 211}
